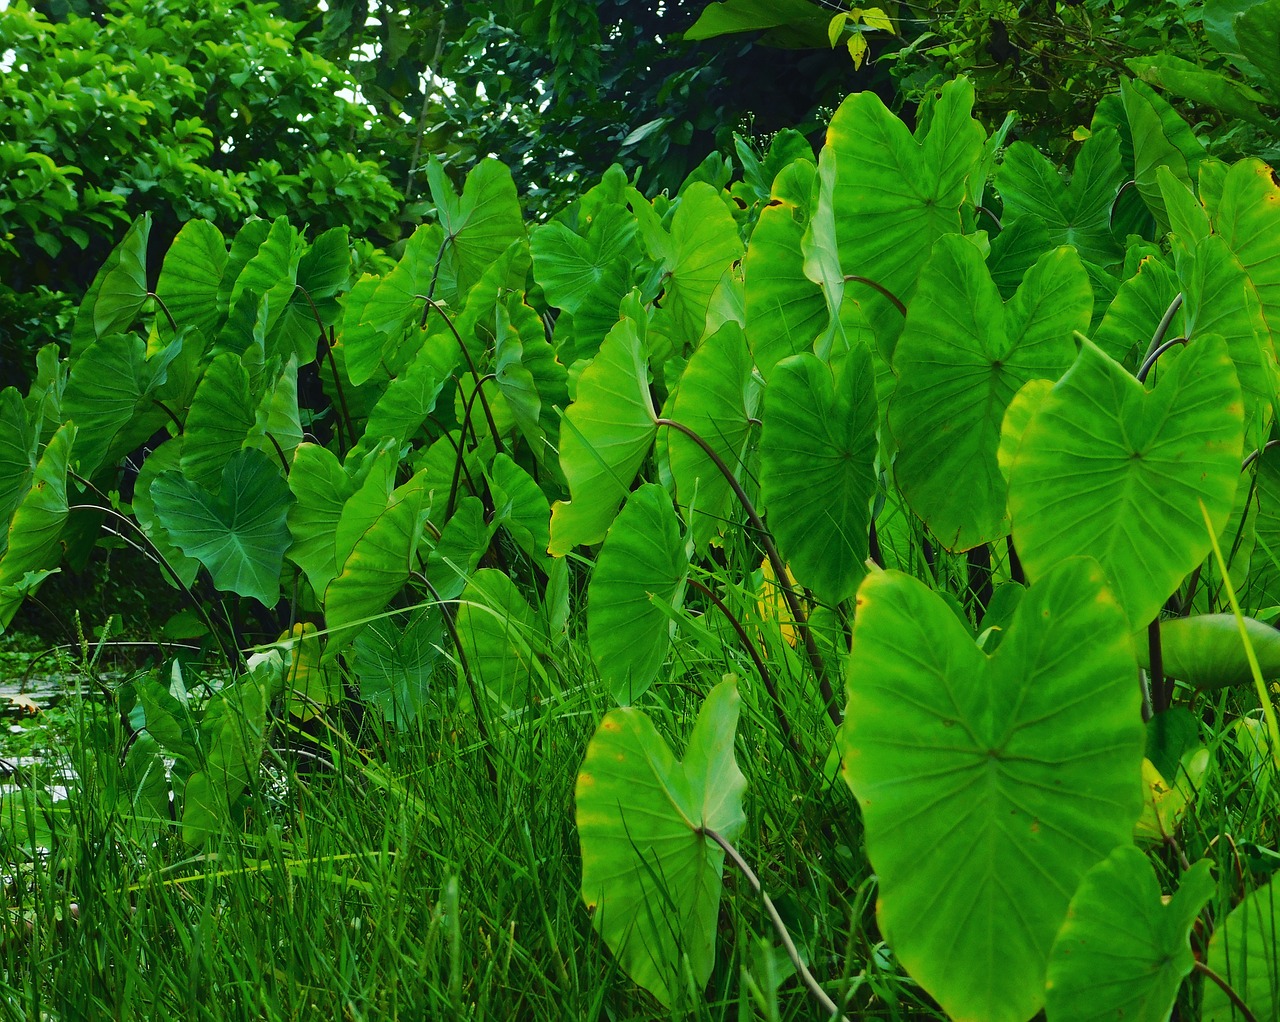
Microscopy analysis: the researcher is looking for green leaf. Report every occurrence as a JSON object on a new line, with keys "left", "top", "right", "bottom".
{"left": 61, "top": 333, "right": 181, "bottom": 479}
{"left": 996, "top": 128, "right": 1125, "bottom": 267}
{"left": 549, "top": 302, "right": 657, "bottom": 554}
{"left": 155, "top": 219, "right": 227, "bottom": 341}
{"left": 1044, "top": 848, "right": 1215, "bottom": 1022}
{"left": 228, "top": 216, "right": 304, "bottom": 356}
{"left": 662, "top": 322, "right": 757, "bottom": 550}
{"left": 840, "top": 558, "right": 1145, "bottom": 1022}
{"left": 1120, "top": 78, "right": 1206, "bottom": 233}
{"left": 92, "top": 213, "right": 151, "bottom": 339}
{"left": 286, "top": 443, "right": 354, "bottom": 598}
{"left": 1203, "top": 873, "right": 1280, "bottom": 1021}
{"left": 182, "top": 651, "right": 283, "bottom": 846}
{"left": 891, "top": 237, "right": 1091, "bottom": 550}
{"left": 455, "top": 568, "right": 549, "bottom": 716}
{"left": 759, "top": 345, "right": 877, "bottom": 605}
{"left": 322, "top": 469, "right": 428, "bottom": 652}
{"left": 353, "top": 607, "right": 442, "bottom": 725}
{"left": 428, "top": 158, "right": 526, "bottom": 303}
{"left": 0, "top": 389, "right": 36, "bottom": 546}
{"left": 1237, "top": 0, "right": 1280, "bottom": 95}
{"left": 1093, "top": 252, "right": 1181, "bottom": 367}
{"left": 742, "top": 159, "right": 826, "bottom": 379}
{"left": 273, "top": 225, "right": 351, "bottom": 363}
{"left": 1142, "top": 614, "right": 1280, "bottom": 689}
{"left": 0, "top": 423, "right": 76, "bottom": 630}
{"left": 361, "top": 327, "right": 456, "bottom": 447}
{"left": 659, "top": 183, "right": 745, "bottom": 344}
{"left": 588, "top": 483, "right": 689, "bottom": 703}
{"left": 343, "top": 226, "right": 437, "bottom": 386}
{"left": 575, "top": 678, "right": 747, "bottom": 1007}
{"left": 151, "top": 448, "right": 293, "bottom": 605}
{"left": 819, "top": 77, "right": 986, "bottom": 353}
{"left": 179, "top": 352, "right": 256, "bottom": 489}
{"left": 1007, "top": 335, "right": 1244, "bottom": 628}
{"left": 487, "top": 452, "right": 550, "bottom": 561}
{"left": 132, "top": 439, "right": 200, "bottom": 590}
{"left": 1128, "top": 54, "right": 1273, "bottom": 127}
{"left": 1214, "top": 159, "right": 1280, "bottom": 370}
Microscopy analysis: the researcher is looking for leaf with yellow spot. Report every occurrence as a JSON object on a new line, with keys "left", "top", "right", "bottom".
{"left": 575, "top": 678, "right": 746, "bottom": 1007}
{"left": 757, "top": 557, "right": 804, "bottom": 647}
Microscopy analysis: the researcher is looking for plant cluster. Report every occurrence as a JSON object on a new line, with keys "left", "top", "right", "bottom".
{"left": 1, "top": 58, "right": 1280, "bottom": 1019}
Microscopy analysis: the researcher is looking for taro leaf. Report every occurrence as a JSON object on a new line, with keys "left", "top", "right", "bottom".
{"left": 890, "top": 237, "right": 1091, "bottom": 551}
{"left": 343, "top": 226, "right": 438, "bottom": 386}
{"left": 273, "top": 225, "right": 350, "bottom": 362}
{"left": 549, "top": 301, "right": 657, "bottom": 554}
{"left": 427, "top": 157, "right": 526, "bottom": 303}
{"left": 155, "top": 219, "right": 227, "bottom": 340}
{"left": 1127, "top": 54, "right": 1273, "bottom": 127}
{"left": 1092, "top": 252, "right": 1181, "bottom": 367}
{"left": 659, "top": 183, "right": 745, "bottom": 345}
{"left": 820, "top": 76, "right": 985, "bottom": 354}
{"left": 151, "top": 448, "right": 293, "bottom": 605}
{"left": 361, "top": 327, "right": 456, "bottom": 446}
{"left": 987, "top": 216, "right": 1054, "bottom": 301}
{"left": 996, "top": 128, "right": 1126, "bottom": 267}
{"left": 132, "top": 438, "right": 200, "bottom": 590}
{"left": 248, "top": 357, "right": 303, "bottom": 465}
{"left": 182, "top": 650, "right": 284, "bottom": 846}
{"left": 504, "top": 294, "right": 568, "bottom": 469}
{"left": 278, "top": 622, "right": 340, "bottom": 719}
{"left": 455, "top": 568, "right": 549, "bottom": 716}
{"left": 742, "top": 159, "right": 826, "bottom": 379}
{"left": 1044, "top": 848, "right": 1215, "bottom": 1022}
{"left": 1145, "top": 704, "right": 1201, "bottom": 781}
{"left": 0, "top": 389, "right": 35, "bottom": 541}
{"left": 0, "top": 423, "right": 76, "bottom": 630}
{"left": 1214, "top": 159, "right": 1280, "bottom": 364}
{"left": 759, "top": 345, "right": 877, "bottom": 606}
{"left": 1141, "top": 614, "right": 1280, "bottom": 689}
{"left": 1203, "top": 874, "right": 1280, "bottom": 1021}
{"left": 840, "top": 557, "right": 1145, "bottom": 1022}
{"left": 1120, "top": 78, "right": 1206, "bottom": 233}
{"left": 423, "top": 495, "right": 492, "bottom": 602}
{"left": 286, "top": 443, "right": 355, "bottom": 598}
{"left": 219, "top": 220, "right": 272, "bottom": 314}
{"left": 662, "top": 321, "right": 757, "bottom": 550}
{"left": 531, "top": 205, "right": 635, "bottom": 361}
{"left": 494, "top": 302, "right": 543, "bottom": 447}
{"left": 227, "top": 216, "right": 304, "bottom": 351}
{"left": 353, "top": 606, "right": 442, "bottom": 725}
{"left": 92, "top": 213, "right": 151, "bottom": 339}
{"left": 588, "top": 483, "right": 689, "bottom": 704}
{"left": 61, "top": 333, "right": 182, "bottom": 479}
{"left": 1177, "top": 232, "right": 1274, "bottom": 441}
{"left": 487, "top": 452, "right": 550, "bottom": 561}
{"left": 1237, "top": 0, "right": 1280, "bottom": 95}
{"left": 1007, "top": 335, "right": 1243, "bottom": 629}
{"left": 179, "top": 352, "right": 256, "bottom": 489}
{"left": 686, "top": 0, "right": 828, "bottom": 43}
{"left": 575, "top": 678, "right": 747, "bottom": 1007}
{"left": 322, "top": 469, "right": 428, "bottom": 652}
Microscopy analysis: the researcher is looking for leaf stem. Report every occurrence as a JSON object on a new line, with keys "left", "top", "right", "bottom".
{"left": 842, "top": 275, "right": 906, "bottom": 317}
{"left": 654, "top": 417, "right": 839, "bottom": 727}
{"left": 700, "top": 827, "right": 844, "bottom": 1020}
{"left": 149, "top": 291, "right": 178, "bottom": 334}
{"left": 686, "top": 576, "right": 805, "bottom": 766}
{"left": 1136, "top": 336, "right": 1188, "bottom": 384}
{"left": 1193, "top": 960, "right": 1259, "bottom": 1022}
{"left": 418, "top": 294, "right": 504, "bottom": 455}
{"left": 1136, "top": 292, "right": 1184, "bottom": 379}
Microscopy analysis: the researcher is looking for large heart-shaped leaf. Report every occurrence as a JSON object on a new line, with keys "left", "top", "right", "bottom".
{"left": 661, "top": 321, "right": 757, "bottom": 550}
{"left": 427, "top": 157, "right": 526, "bottom": 304}
{"left": 890, "top": 236, "right": 1091, "bottom": 551}
{"left": 820, "top": 77, "right": 986, "bottom": 351}
{"left": 741, "top": 159, "right": 825, "bottom": 379}
{"left": 353, "top": 606, "right": 443, "bottom": 725}
{"left": 1214, "top": 158, "right": 1280, "bottom": 367}
{"left": 1141, "top": 614, "right": 1280, "bottom": 689}
{"left": 151, "top": 448, "right": 293, "bottom": 605}
{"left": 0, "top": 423, "right": 76, "bottom": 630}
{"left": 759, "top": 344, "right": 877, "bottom": 605}
{"left": 996, "top": 128, "right": 1126, "bottom": 267}
{"left": 549, "top": 300, "right": 657, "bottom": 554}
{"left": 455, "top": 568, "right": 550, "bottom": 716}
{"left": 1007, "top": 335, "right": 1243, "bottom": 628}
{"left": 179, "top": 352, "right": 256, "bottom": 489}
{"left": 1203, "top": 873, "right": 1280, "bottom": 1021}
{"left": 1045, "top": 847, "right": 1215, "bottom": 1022}
{"left": 576, "top": 678, "right": 747, "bottom": 1007}
{"left": 155, "top": 219, "right": 227, "bottom": 341}
{"left": 840, "top": 557, "right": 1145, "bottom": 1022}
{"left": 588, "top": 483, "right": 689, "bottom": 704}
{"left": 91, "top": 213, "right": 151, "bottom": 339}
{"left": 1121, "top": 78, "right": 1206, "bottom": 233}
{"left": 656, "top": 183, "right": 745, "bottom": 344}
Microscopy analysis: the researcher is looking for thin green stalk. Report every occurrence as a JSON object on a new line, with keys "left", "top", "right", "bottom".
{"left": 1200, "top": 499, "right": 1280, "bottom": 770}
